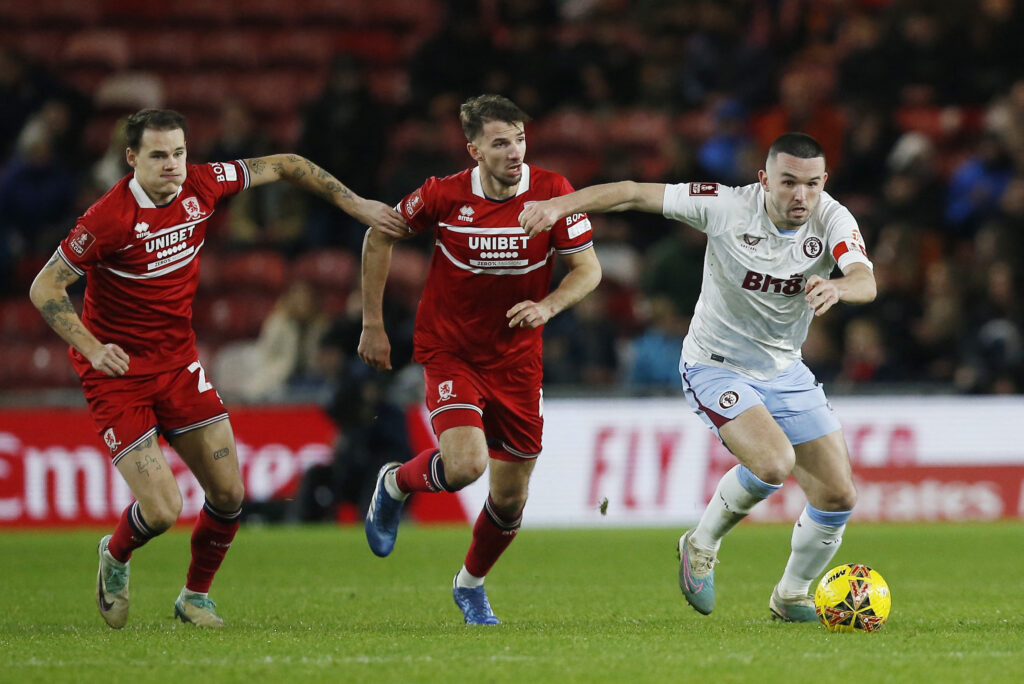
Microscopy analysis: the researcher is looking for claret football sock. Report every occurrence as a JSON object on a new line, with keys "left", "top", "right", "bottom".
{"left": 395, "top": 449, "right": 454, "bottom": 493}
{"left": 464, "top": 495, "right": 523, "bottom": 578}
{"left": 107, "top": 501, "right": 159, "bottom": 563}
{"left": 185, "top": 500, "right": 241, "bottom": 594}
{"left": 692, "top": 465, "right": 780, "bottom": 551}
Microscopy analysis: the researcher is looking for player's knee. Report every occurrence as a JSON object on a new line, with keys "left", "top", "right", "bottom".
{"left": 206, "top": 480, "right": 245, "bottom": 512}
{"left": 140, "top": 489, "right": 183, "bottom": 532}
{"left": 490, "top": 487, "right": 528, "bottom": 514}
{"left": 444, "top": 451, "right": 488, "bottom": 489}
{"left": 751, "top": 451, "right": 795, "bottom": 486}
{"left": 824, "top": 482, "right": 857, "bottom": 512}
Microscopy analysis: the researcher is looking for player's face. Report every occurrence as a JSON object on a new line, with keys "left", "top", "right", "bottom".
{"left": 468, "top": 120, "right": 526, "bottom": 194}
{"left": 758, "top": 153, "right": 827, "bottom": 230}
{"left": 126, "top": 128, "right": 187, "bottom": 204}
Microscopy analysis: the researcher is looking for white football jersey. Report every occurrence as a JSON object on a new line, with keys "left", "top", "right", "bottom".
{"left": 663, "top": 181, "right": 872, "bottom": 381}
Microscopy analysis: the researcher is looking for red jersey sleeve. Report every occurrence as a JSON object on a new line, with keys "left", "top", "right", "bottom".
{"left": 397, "top": 177, "right": 440, "bottom": 235}
{"left": 549, "top": 175, "right": 593, "bottom": 254}
{"left": 190, "top": 160, "right": 251, "bottom": 202}
{"left": 58, "top": 209, "right": 125, "bottom": 275}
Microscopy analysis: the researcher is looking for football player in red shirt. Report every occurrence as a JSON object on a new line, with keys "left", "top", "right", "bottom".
{"left": 29, "top": 109, "right": 407, "bottom": 629}
{"left": 360, "top": 95, "right": 602, "bottom": 624}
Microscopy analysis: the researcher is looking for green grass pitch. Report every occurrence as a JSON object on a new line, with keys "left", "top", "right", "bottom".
{"left": 2, "top": 522, "right": 1022, "bottom": 683}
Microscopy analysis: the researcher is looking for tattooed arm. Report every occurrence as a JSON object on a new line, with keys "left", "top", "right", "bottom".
{"left": 28, "top": 252, "right": 129, "bottom": 377}
{"left": 243, "top": 154, "right": 407, "bottom": 237}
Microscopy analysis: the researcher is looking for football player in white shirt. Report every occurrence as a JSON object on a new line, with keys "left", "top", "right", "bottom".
{"left": 519, "top": 133, "right": 876, "bottom": 622}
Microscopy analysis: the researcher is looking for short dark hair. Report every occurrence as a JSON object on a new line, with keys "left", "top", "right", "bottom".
{"left": 459, "top": 94, "right": 531, "bottom": 142}
{"left": 125, "top": 109, "right": 188, "bottom": 150}
{"left": 768, "top": 132, "right": 824, "bottom": 163}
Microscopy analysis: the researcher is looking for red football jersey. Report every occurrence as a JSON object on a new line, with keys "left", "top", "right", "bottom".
{"left": 58, "top": 161, "right": 250, "bottom": 377}
{"left": 398, "top": 164, "right": 593, "bottom": 374}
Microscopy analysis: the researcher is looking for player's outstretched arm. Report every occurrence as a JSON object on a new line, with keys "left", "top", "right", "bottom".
{"left": 518, "top": 181, "right": 667, "bottom": 237}
{"left": 358, "top": 227, "right": 398, "bottom": 371}
{"left": 804, "top": 263, "right": 877, "bottom": 317}
{"left": 243, "top": 154, "right": 407, "bottom": 238}
{"left": 507, "top": 246, "right": 602, "bottom": 329}
{"left": 29, "top": 252, "right": 130, "bottom": 376}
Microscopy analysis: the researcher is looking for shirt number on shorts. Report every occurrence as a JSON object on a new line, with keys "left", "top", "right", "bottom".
{"left": 187, "top": 361, "right": 214, "bottom": 393}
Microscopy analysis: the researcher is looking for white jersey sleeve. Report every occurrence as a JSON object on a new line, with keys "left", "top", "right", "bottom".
{"left": 820, "top": 199, "right": 872, "bottom": 272}
{"left": 662, "top": 182, "right": 737, "bottom": 237}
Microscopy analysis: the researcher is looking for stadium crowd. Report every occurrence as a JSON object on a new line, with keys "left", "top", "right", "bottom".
{"left": 2, "top": 0, "right": 1024, "bottom": 398}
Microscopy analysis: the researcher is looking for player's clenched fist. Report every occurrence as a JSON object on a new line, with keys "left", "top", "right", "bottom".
{"left": 358, "top": 324, "right": 393, "bottom": 371}
{"left": 518, "top": 199, "right": 562, "bottom": 237}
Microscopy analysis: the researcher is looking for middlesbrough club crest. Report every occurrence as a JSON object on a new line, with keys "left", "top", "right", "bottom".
{"left": 182, "top": 196, "right": 204, "bottom": 220}
{"left": 438, "top": 380, "right": 456, "bottom": 402}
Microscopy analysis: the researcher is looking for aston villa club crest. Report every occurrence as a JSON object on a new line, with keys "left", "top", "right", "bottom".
{"left": 718, "top": 390, "right": 739, "bottom": 409}
{"left": 802, "top": 237, "right": 823, "bottom": 258}
{"left": 438, "top": 380, "right": 456, "bottom": 402}
{"left": 182, "top": 196, "right": 203, "bottom": 220}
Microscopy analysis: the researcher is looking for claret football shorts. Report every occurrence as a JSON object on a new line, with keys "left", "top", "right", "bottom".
{"left": 423, "top": 353, "right": 543, "bottom": 461}
{"left": 80, "top": 359, "right": 229, "bottom": 465}
{"left": 681, "top": 359, "right": 841, "bottom": 445}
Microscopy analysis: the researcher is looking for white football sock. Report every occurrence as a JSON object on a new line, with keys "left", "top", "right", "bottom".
{"left": 777, "top": 506, "right": 846, "bottom": 597}
{"left": 691, "top": 465, "right": 779, "bottom": 551}
{"left": 384, "top": 467, "right": 409, "bottom": 500}
{"left": 454, "top": 565, "right": 485, "bottom": 589}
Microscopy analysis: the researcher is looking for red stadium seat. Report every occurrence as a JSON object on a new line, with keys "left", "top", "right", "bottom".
{"left": 529, "top": 110, "right": 601, "bottom": 152}
{"left": 219, "top": 250, "right": 289, "bottom": 294}
{"left": 236, "top": 0, "right": 303, "bottom": 26}
{"left": 130, "top": 31, "right": 199, "bottom": 70}
{"left": 161, "top": 72, "right": 232, "bottom": 112}
{"left": 290, "top": 249, "right": 358, "bottom": 290}
{"left": 163, "top": 0, "right": 234, "bottom": 26}
{"left": 0, "top": 298, "right": 50, "bottom": 343}
{"left": 301, "top": 0, "right": 367, "bottom": 26}
{"left": 62, "top": 29, "right": 131, "bottom": 71}
{"left": 192, "top": 30, "right": 263, "bottom": 69}
{"left": 0, "top": 342, "right": 77, "bottom": 389}
{"left": 267, "top": 30, "right": 334, "bottom": 69}
{"left": 606, "top": 108, "right": 671, "bottom": 149}
{"left": 193, "top": 293, "right": 277, "bottom": 342}
{"left": 385, "top": 246, "right": 429, "bottom": 310}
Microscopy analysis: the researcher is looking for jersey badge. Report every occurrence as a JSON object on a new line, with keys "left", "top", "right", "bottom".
{"left": 182, "top": 196, "right": 205, "bottom": 221}
{"left": 103, "top": 428, "right": 122, "bottom": 453}
{"left": 802, "top": 236, "right": 823, "bottom": 258}
{"left": 68, "top": 225, "right": 96, "bottom": 256}
{"left": 689, "top": 182, "right": 719, "bottom": 196}
{"left": 438, "top": 380, "right": 456, "bottom": 402}
{"left": 718, "top": 390, "right": 739, "bottom": 410}
{"left": 458, "top": 205, "right": 475, "bottom": 222}
{"left": 743, "top": 235, "right": 762, "bottom": 246}
{"left": 134, "top": 222, "right": 151, "bottom": 238}
{"left": 403, "top": 191, "right": 424, "bottom": 219}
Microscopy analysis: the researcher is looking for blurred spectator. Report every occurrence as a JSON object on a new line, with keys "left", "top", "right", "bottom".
{"left": 543, "top": 289, "right": 620, "bottom": 387}
{"left": 235, "top": 281, "right": 330, "bottom": 402}
{"left": 627, "top": 296, "right": 688, "bottom": 392}
{"left": 944, "top": 131, "right": 1014, "bottom": 237}
{"left": 299, "top": 55, "right": 389, "bottom": 251}
{"left": 205, "top": 100, "right": 305, "bottom": 250}
{"left": 0, "top": 117, "right": 77, "bottom": 293}
{"left": 90, "top": 116, "right": 131, "bottom": 190}
{"left": 696, "top": 98, "right": 759, "bottom": 185}
{"left": 640, "top": 224, "right": 705, "bottom": 324}
{"left": 835, "top": 317, "right": 902, "bottom": 387}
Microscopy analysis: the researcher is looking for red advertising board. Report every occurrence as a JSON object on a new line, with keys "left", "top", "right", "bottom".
{"left": 0, "top": 407, "right": 336, "bottom": 527}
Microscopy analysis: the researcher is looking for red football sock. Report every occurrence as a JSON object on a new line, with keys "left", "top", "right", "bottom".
{"left": 107, "top": 501, "right": 158, "bottom": 563}
{"left": 185, "top": 502, "right": 241, "bottom": 594}
{"left": 464, "top": 496, "right": 523, "bottom": 577}
{"left": 395, "top": 448, "right": 451, "bottom": 493}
